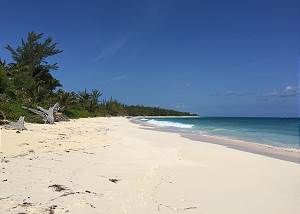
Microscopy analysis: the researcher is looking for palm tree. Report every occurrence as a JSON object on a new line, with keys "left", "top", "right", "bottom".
{"left": 78, "top": 89, "right": 91, "bottom": 109}
{"left": 56, "top": 90, "right": 78, "bottom": 112}
{"left": 89, "top": 89, "right": 103, "bottom": 112}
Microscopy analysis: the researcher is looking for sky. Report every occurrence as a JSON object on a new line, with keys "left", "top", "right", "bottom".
{"left": 0, "top": 0, "right": 299, "bottom": 117}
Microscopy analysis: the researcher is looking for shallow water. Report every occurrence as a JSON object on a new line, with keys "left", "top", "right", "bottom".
{"left": 141, "top": 117, "right": 300, "bottom": 149}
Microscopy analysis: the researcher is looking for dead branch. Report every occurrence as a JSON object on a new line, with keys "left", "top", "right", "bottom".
{"left": 23, "top": 103, "right": 61, "bottom": 124}
{"left": 3, "top": 116, "right": 27, "bottom": 131}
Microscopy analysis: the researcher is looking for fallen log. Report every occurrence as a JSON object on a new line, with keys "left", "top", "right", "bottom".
{"left": 54, "top": 112, "right": 70, "bottom": 122}
{"left": 3, "top": 116, "right": 27, "bottom": 131}
{"left": 23, "top": 103, "right": 60, "bottom": 124}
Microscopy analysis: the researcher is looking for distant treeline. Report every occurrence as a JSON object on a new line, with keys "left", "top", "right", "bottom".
{"left": 0, "top": 32, "right": 196, "bottom": 123}
{"left": 124, "top": 105, "right": 196, "bottom": 116}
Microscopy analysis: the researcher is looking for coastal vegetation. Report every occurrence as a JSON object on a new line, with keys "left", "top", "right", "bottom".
{"left": 0, "top": 32, "right": 196, "bottom": 123}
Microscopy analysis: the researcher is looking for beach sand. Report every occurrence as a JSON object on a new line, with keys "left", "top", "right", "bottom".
{"left": 0, "top": 117, "right": 300, "bottom": 213}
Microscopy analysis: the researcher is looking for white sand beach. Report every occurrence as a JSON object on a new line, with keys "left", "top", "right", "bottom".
{"left": 0, "top": 117, "right": 300, "bottom": 213}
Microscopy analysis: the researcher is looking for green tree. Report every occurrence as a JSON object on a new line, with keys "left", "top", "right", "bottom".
{"left": 56, "top": 89, "right": 79, "bottom": 112}
{"left": 0, "top": 60, "right": 8, "bottom": 94}
{"left": 78, "top": 89, "right": 91, "bottom": 109}
{"left": 89, "top": 89, "right": 103, "bottom": 112}
{"left": 104, "top": 98, "right": 126, "bottom": 116}
{"left": 6, "top": 32, "right": 63, "bottom": 104}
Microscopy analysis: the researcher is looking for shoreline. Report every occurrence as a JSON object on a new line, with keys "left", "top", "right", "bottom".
{"left": 132, "top": 118, "right": 300, "bottom": 164}
{"left": 133, "top": 115, "right": 200, "bottom": 119}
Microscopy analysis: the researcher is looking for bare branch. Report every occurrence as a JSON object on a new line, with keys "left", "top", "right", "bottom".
{"left": 3, "top": 116, "right": 27, "bottom": 131}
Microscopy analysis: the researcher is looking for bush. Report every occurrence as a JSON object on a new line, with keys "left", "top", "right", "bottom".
{"left": 95, "top": 106, "right": 109, "bottom": 117}
{"left": 0, "top": 102, "right": 43, "bottom": 123}
{"left": 64, "top": 108, "right": 93, "bottom": 119}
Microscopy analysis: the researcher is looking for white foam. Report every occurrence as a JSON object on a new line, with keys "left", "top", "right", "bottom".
{"left": 145, "top": 119, "right": 194, "bottom": 129}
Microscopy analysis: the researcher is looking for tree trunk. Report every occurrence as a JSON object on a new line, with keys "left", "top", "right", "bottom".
{"left": 3, "top": 116, "right": 27, "bottom": 131}
{"left": 23, "top": 103, "right": 60, "bottom": 124}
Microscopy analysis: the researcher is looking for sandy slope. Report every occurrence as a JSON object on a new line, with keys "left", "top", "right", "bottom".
{"left": 0, "top": 117, "right": 299, "bottom": 214}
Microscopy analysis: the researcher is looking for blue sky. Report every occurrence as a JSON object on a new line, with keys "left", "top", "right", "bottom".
{"left": 0, "top": 0, "right": 299, "bottom": 117}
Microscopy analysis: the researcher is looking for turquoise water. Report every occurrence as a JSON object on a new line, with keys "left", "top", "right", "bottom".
{"left": 140, "top": 117, "right": 300, "bottom": 149}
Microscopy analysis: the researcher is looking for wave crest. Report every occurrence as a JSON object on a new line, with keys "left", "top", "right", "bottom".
{"left": 145, "top": 119, "right": 194, "bottom": 129}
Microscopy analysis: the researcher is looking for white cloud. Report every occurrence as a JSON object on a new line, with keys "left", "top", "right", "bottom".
{"left": 224, "top": 90, "right": 235, "bottom": 96}
{"left": 264, "top": 85, "right": 299, "bottom": 97}
{"left": 224, "top": 90, "right": 254, "bottom": 97}
{"left": 94, "top": 37, "right": 128, "bottom": 61}
{"left": 210, "top": 90, "right": 254, "bottom": 97}
{"left": 185, "top": 83, "right": 191, "bottom": 88}
{"left": 112, "top": 74, "right": 128, "bottom": 81}
{"left": 264, "top": 90, "right": 279, "bottom": 97}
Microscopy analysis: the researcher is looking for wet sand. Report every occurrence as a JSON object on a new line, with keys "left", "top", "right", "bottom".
{"left": 133, "top": 119, "right": 300, "bottom": 164}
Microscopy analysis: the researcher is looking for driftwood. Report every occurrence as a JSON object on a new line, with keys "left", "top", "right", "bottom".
{"left": 23, "top": 103, "right": 60, "bottom": 124}
{"left": 23, "top": 103, "right": 69, "bottom": 124}
{"left": 54, "top": 112, "right": 70, "bottom": 122}
{"left": 3, "top": 116, "right": 27, "bottom": 131}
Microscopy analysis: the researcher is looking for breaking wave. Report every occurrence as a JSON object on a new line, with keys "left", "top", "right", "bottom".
{"left": 145, "top": 119, "right": 194, "bottom": 129}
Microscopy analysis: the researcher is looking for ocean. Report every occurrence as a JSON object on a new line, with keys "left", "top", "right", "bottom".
{"left": 139, "top": 117, "right": 300, "bottom": 150}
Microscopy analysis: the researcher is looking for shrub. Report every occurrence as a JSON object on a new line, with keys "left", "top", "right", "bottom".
{"left": 0, "top": 102, "right": 43, "bottom": 123}
{"left": 64, "top": 108, "right": 93, "bottom": 119}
